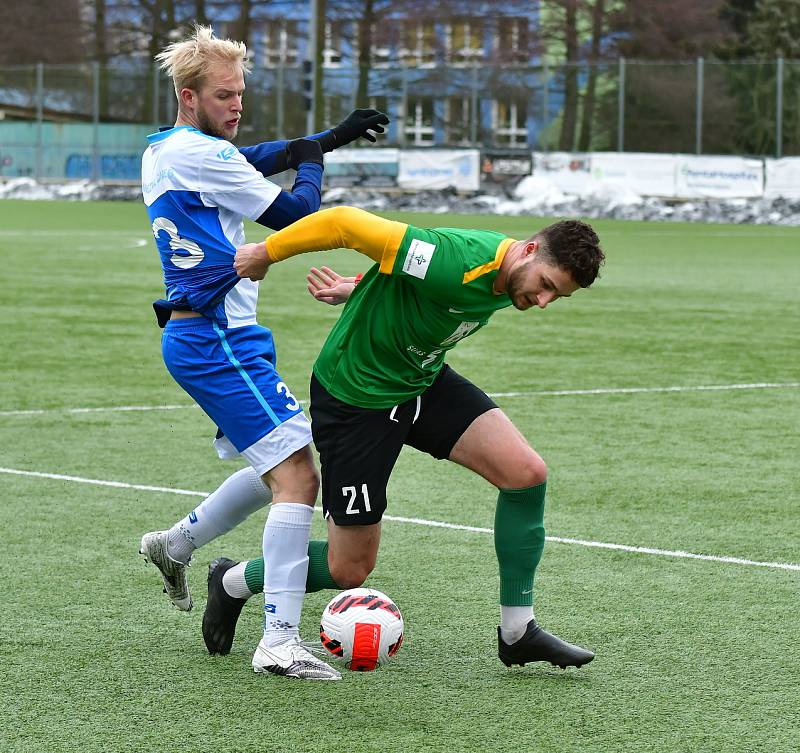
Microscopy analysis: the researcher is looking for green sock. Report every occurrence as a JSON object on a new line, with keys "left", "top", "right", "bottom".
{"left": 243, "top": 539, "right": 337, "bottom": 594}
{"left": 494, "top": 482, "right": 546, "bottom": 606}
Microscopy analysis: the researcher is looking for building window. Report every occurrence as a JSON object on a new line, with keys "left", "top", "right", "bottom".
{"left": 497, "top": 17, "right": 529, "bottom": 64}
{"left": 445, "top": 97, "right": 475, "bottom": 145}
{"left": 448, "top": 19, "right": 482, "bottom": 67}
{"left": 404, "top": 98, "right": 435, "bottom": 144}
{"left": 370, "top": 23, "right": 392, "bottom": 68}
{"left": 261, "top": 21, "right": 299, "bottom": 67}
{"left": 400, "top": 22, "right": 436, "bottom": 68}
{"left": 322, "top": 21, "right": 342, "bottom": 68}
{"left": 493, "top": 99, "right": 528, "bottom": 147}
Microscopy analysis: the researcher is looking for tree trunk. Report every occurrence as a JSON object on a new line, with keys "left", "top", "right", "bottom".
{"left": 356, "top": 0, "right": 375, "bottom": 105}
{"left": 578, "top": 0, "right": 605, "bottom": 151}
{"left": 94, "top": 0, "right": 109, "bottom": 118}
{"left": 238, "top": 0, "right": 252, "bottom": 50}
{"left": 194, "top": 0, "right": 208, "bottom": 27}
{"left": 558, "top": 0, "right": 579, "bottom": 151}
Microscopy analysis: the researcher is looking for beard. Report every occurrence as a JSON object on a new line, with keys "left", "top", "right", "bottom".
{"left": 504, "top": 261, "right": 532, "bottom": 310}
{"left": 196, "top": 106, "right": 237, "bottom": 140}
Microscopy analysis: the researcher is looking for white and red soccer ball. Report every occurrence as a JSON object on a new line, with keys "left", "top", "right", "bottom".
{"left": 320, "top": 588, "right": 404, "bottom": 671}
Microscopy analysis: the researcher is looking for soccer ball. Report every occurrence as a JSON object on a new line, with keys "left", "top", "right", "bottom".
{"left": 319, "top": 588, "right": 404, "bottom": 671}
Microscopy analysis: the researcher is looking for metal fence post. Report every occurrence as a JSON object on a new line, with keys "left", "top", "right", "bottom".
{"left": 470, "top": 64, "right": 479, "bottom": 146}
{"left": 277, "top": 58, "right": 285, "bottom": 139}
{"left": 35, "top": 62, "right": 44, "bottom": 180}
{"left": 399, "top": 66, "right": 407, "bottom": 146}
{"left": 696, "top": 57, "right": 704, "bottom": 155}
{"left": 541, "top": 58, "right": 549, "bottom": 152}
{"left": 92, "top": 62, "right": 100, "bottom": 181}
{"left": 167, "top": 80, "right": 176, "bottom": 123}
{"left": 776, "top": 57, "right": 784, "bottom": 159}
{"left": 152, "top": 62, "right": 160, "bottom": 129}
{"left": 617, "top": 57, "right": 625, "bottom": 152}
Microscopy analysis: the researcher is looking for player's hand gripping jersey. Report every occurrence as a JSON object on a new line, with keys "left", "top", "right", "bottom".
{"left": 263, "top": 207, "right": 517, "bottom": 408}
{"left": 142, "top": 126, "right": 321, "bottom": 328}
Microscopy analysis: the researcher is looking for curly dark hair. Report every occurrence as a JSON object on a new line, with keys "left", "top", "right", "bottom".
{"left": 529, "top": 220, "right": 605, "bottom": 288}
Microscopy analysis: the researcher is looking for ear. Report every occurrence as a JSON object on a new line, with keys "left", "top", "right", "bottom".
{"left": 179, "top": 87, "right": 196, "bottom": 110}
{"left": 522, "top": 240, "right": 538, "bottom": 258}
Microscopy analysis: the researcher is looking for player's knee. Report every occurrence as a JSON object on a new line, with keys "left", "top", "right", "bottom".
{"left": 297, "top": 462, "right": 321, "bottom": 500}
{"left": 329, "top": 561, "right": 374, "bottom": 590}
{"left": 501, "top": 452, "right": 547, "bottom": 490}
{"left": 328, "top": 543, "right": 377, "bottom": 589}
{"left": 263, "top": 453, "right": 320, "bottom": 502}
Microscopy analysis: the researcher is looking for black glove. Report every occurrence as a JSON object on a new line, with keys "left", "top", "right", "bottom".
{"left": 318, "top": 109, "right": 390, "bottom": 151}
{"left": 285, "top": 138, "right": 324, "bottom": 170}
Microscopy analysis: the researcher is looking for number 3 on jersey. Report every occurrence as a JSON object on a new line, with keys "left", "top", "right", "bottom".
{"left": 152, "top": 216, "right": 205, "bottom": 269}
{"left": 276, "top": 381, "right": 300, "bottom": 411}
{"left": 343, "top": 484, "right": 371, "bottom": 515}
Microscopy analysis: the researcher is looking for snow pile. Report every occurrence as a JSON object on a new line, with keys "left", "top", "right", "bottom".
{"left": 3, "top": 177, "right": 800, "bottom": 225}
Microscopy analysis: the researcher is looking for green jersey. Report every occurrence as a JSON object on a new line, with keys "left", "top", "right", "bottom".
{"left": 313, "top": 225, "right": 516, "bottom": 408}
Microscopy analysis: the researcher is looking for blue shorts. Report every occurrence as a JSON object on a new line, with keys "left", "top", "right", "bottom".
{"left": 162, "top": 318, "right": 312, "bottom": 476}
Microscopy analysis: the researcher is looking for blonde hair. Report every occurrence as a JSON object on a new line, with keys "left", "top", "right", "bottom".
{"left": 156, "top": 24, "right": 252, "bottom": 96}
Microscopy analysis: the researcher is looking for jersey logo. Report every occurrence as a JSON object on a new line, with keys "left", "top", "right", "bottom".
{"left": 217, "top": 146, "right": 237, "bottom": 161}
{"left": 402, "top": 239, "right": 436, "bottom": 279}
{"left": 152, "top": 216, "right": 205, "bottom": 269}
{"left": 440, "top": 321, "right": 481, "bottom": 346}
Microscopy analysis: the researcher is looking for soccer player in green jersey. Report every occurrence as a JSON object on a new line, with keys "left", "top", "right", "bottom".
{"left": 205, "top": 206, "right": 605, "bottom": 669}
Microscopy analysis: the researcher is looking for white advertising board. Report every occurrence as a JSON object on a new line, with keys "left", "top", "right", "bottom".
{"left": 590, "top": 152, "right": 678, "bottom": 197}
{"left": 531, "top": 152, "right": 592, "bottom": 194}
{"left": 674, "top": 156, "right": 763, "bottom": 198}
{"left": 764, "top": 157, "right": 800, "bottom": 199}
{"left": 323, "top": 148, "right": 400, "bottom": 166}
{"left": 398, "top": 150, "right": 480, "bottom": 191}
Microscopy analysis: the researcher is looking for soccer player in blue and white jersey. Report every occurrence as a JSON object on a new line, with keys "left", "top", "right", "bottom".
{"left": 139, "top": 25, "right": 388, "bottom": 681}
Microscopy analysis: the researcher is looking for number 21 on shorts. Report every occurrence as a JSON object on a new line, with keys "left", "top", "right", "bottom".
{"left": 343, "top": 484, "right": 371, "bottom": 515}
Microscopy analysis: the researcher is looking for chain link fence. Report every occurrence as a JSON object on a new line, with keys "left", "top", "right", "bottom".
{"left": 1, "top": 58, "right": 798, "bottom": 180}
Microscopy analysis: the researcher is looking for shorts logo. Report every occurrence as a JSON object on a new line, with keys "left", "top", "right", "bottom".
{"left": 188, "top": 511, "right": 198, "bottom": 524}
{"left": 264, "top": 603, "right": 277, "bottom": 614}
{"left": 402, "top": 239, "right": 436, "bottom": 280}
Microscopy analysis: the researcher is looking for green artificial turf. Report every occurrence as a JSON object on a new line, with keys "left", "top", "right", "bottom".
{"left": 0, "top": 200, "right": 798, "bottom": 753}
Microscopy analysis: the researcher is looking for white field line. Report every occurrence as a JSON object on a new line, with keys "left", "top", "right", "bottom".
{"left": 489, "top": 381, "right": 800, "bottom": 398}
{"left": 0, "top": 404, "right": 196, "bottom": 417}
{"left": 2, "top": 381, "right": 799, "bottom": 418}
{"left": 1, "top": 466, "right": 798, "bottom": 574}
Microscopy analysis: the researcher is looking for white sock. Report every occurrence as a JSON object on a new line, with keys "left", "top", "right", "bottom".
{"left": 222, "top": 561, "right": 255, "bottom": 600}
{"left": 166, "top": 467, "right": 272, "bottom": 563}
{"left": 262, "top": 502, "right": 313, "bottom": 647}
{"left": 500, "top": 606, "right": 535, "bottom": 645}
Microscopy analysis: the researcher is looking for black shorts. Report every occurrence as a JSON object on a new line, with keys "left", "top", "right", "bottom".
{"left": 310, "top": 365, "right": 497, "bottom": 526}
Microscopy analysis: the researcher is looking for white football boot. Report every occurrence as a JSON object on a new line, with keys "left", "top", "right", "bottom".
{"left": 139, "top": 531, "right": 193, "bottom": 611}
{"left": 252, "top": 636, "right": 342, "bottom": 680}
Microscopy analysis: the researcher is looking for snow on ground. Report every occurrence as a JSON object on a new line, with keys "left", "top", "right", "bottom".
{"left": 2, "top": 176, "right": 800, "bottom": 225}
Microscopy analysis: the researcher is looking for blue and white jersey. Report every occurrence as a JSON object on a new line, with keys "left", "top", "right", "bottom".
{"left": 142, "top": 126, "right": 281, "bottom": 329}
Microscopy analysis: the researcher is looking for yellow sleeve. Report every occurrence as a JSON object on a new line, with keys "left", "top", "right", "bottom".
{"left": 265, "top": 206, "right": 408, "bottom": 272}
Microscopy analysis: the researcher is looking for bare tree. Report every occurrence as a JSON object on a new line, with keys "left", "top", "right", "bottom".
{"left": 615, "top": 0, "right": 731, "bottom": 59}
{"left": 355, "top": 0, "right": 376, "bottom": 104}
{"left": 228, "top": 0, "right": 253, "bottom": 50}
{"left": 577, "top": 0, "right": 606, "bottom": 151}
{"left": 558, "top": 0, "right": 579, "bottom": 150}
{"left": 0, "top": 0, "right": 85, "bottom": 64}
